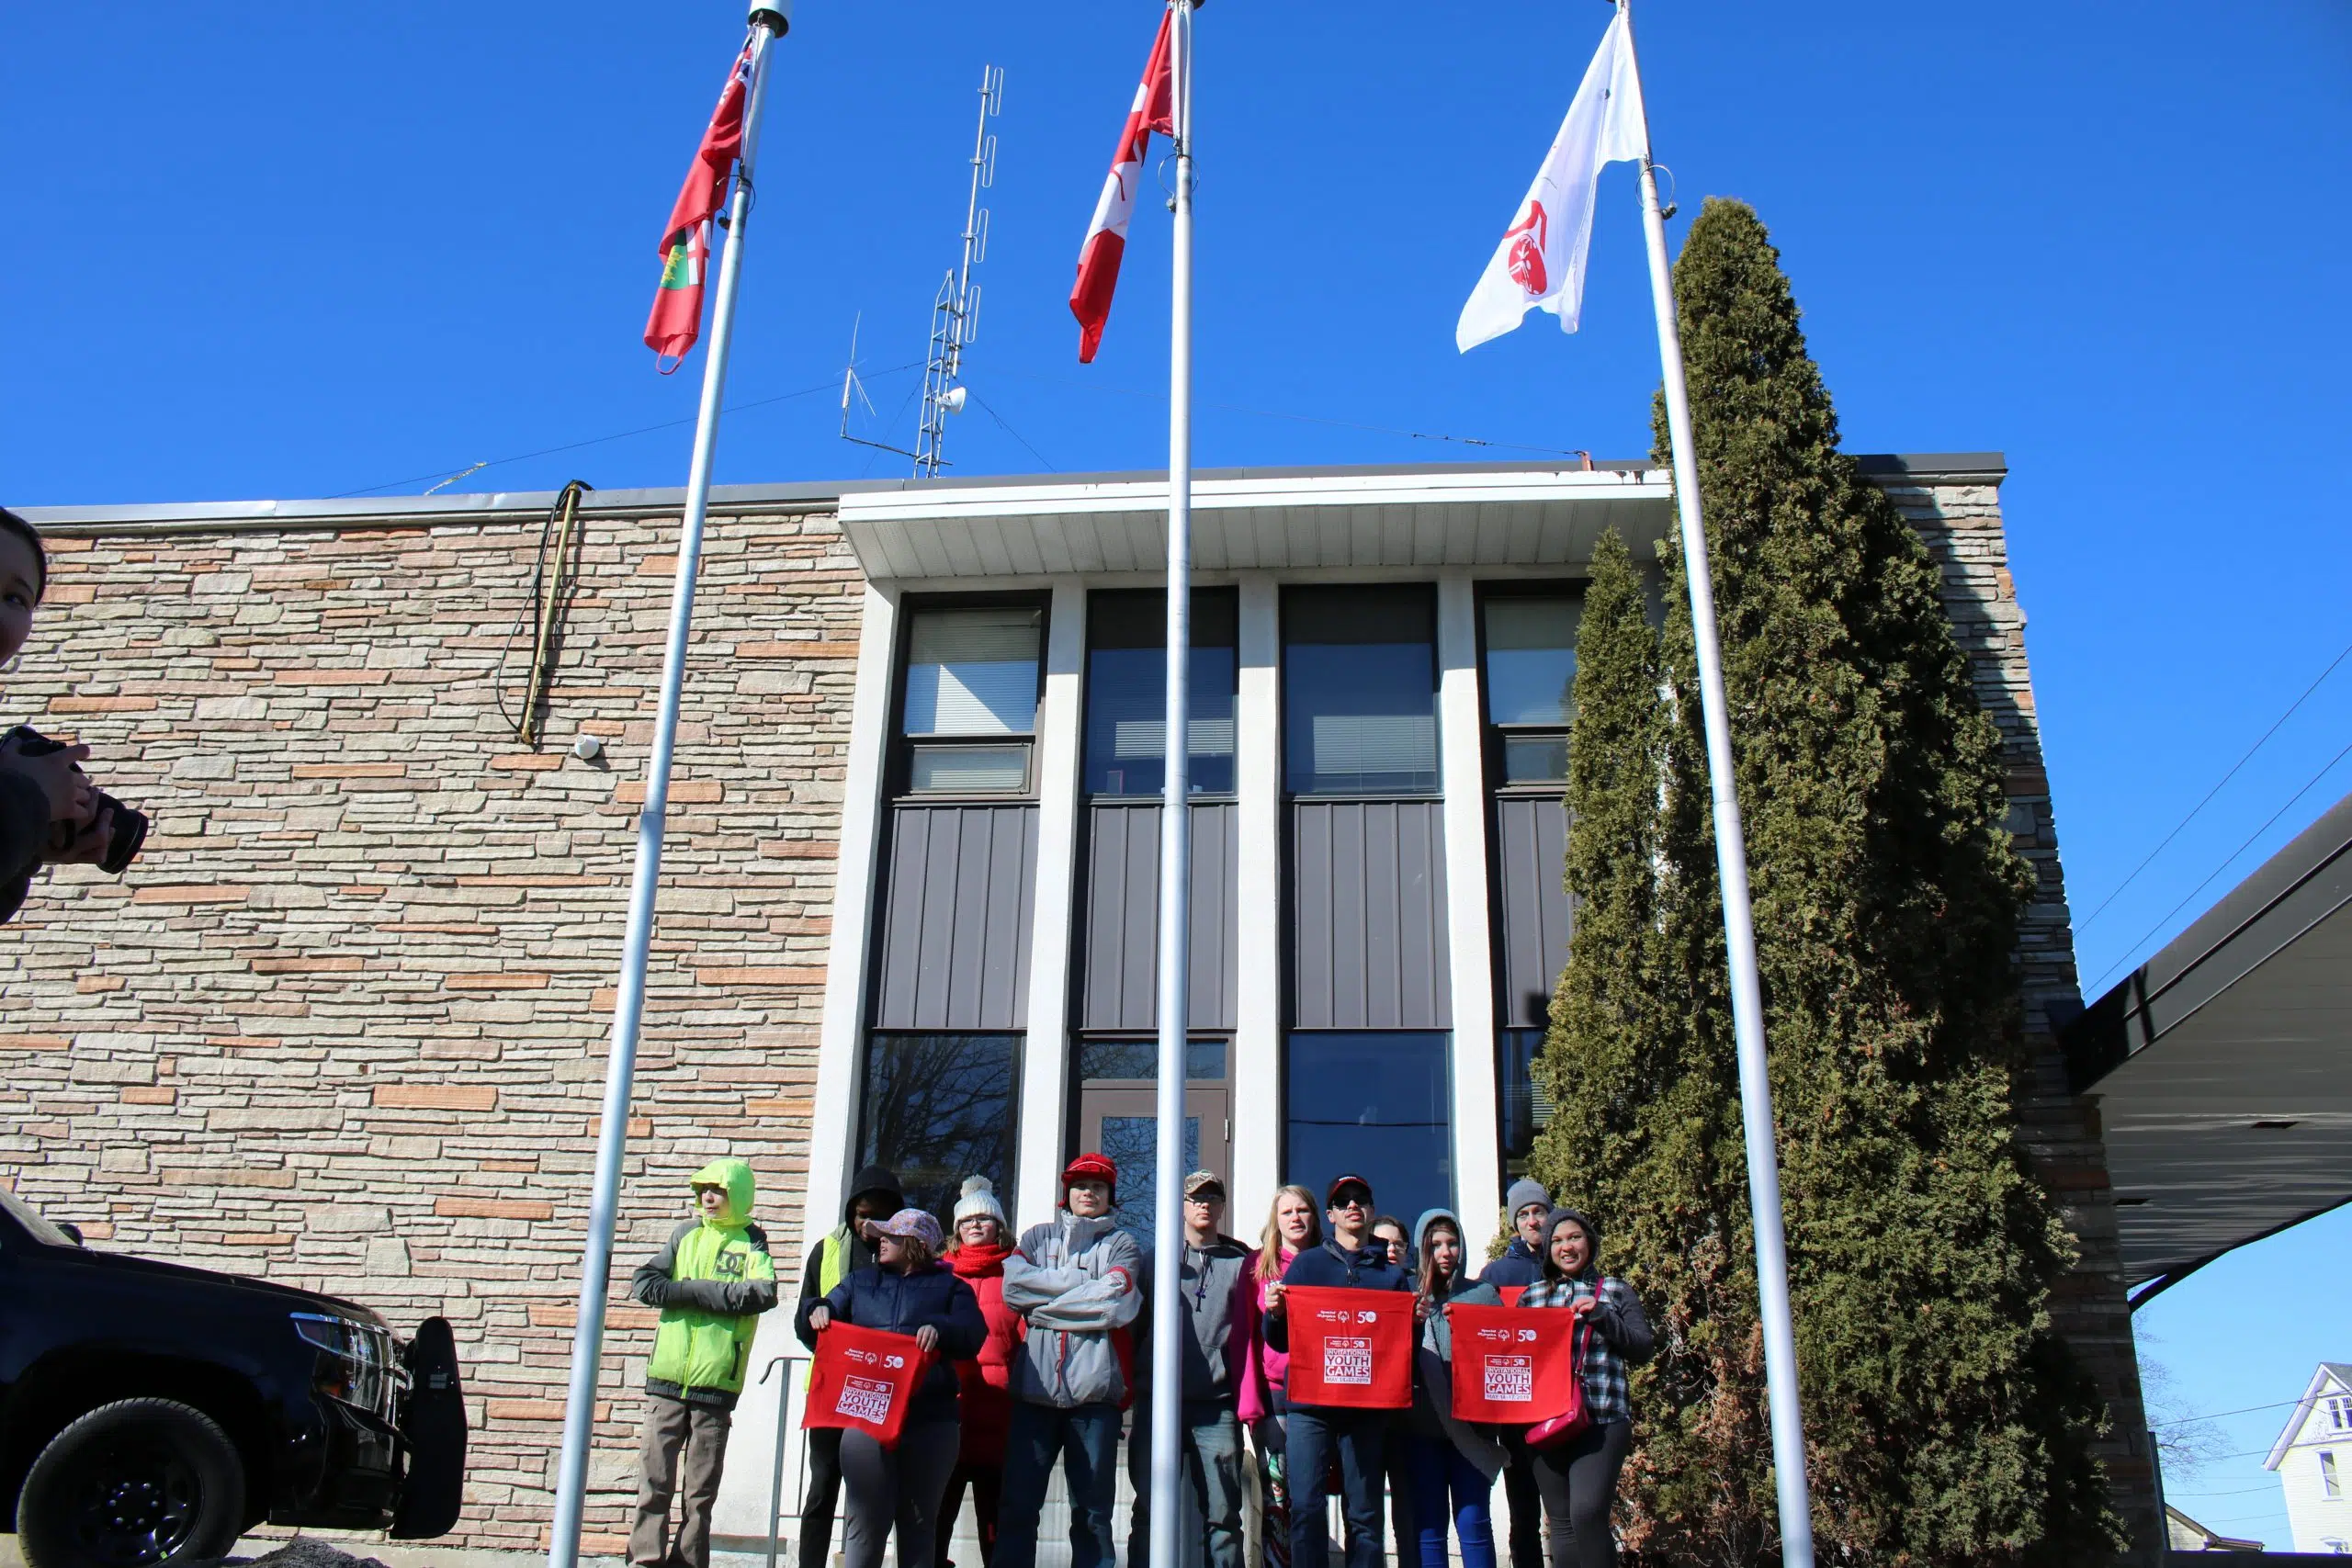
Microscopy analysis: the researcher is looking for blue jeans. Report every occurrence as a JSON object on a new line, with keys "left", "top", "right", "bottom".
{"left": 1405, "top": 1432, "right": 1495, "bottom": 1568}
{"left": 992, "top": 1401, "right": 1121, "bottom": 1568}
{"left": 1283, "top": 1405, "right": 1388, "bottom": 1568}
{"left": 1125, "top": 1400, "right": 1246, "bottom": 1568}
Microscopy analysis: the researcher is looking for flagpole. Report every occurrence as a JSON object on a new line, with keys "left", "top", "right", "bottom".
{"left": 1148, "top": 2, "right": 1195, "bottom": 1565}
{"left": 1618, "top": 4, "right": 1816, "bottom": 1563}
{"left": 546, "top": 7, "right": 788, "bottom": 1566}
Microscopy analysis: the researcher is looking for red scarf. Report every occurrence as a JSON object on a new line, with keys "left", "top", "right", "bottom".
{"left": 949, "top": 1242, "right": 1013, "bottom": 1278}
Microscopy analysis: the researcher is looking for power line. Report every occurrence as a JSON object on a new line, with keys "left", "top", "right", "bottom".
{"left": 329, "top": 361, "right": 924, "bottom": 500}
{"left": 2075, "top": 632, "right": 2352, "bottom": 935}
{"left": 2151, "top": 1395, "right": 2309, "bottom": 1427}
{"left": 2086, "top": 732, "right": 2352, "bottom": 997}
{"left": 969, "top": 389, "right": 1057, "bottom": 474}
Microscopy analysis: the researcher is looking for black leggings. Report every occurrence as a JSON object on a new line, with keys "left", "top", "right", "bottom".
{"left": 1528, "top": 1421, "right": 1631, "bottom": 1568}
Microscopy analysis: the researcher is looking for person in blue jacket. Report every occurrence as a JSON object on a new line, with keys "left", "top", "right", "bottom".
{"left": 1262, "top": 1174, "right": 1412, "bottom": 1568}
{"left": 803, "top": 1208, "right": 989, "bottom": 1568}
{"left": 1476, "top": 1176, "right": 1554, "bottom": 1568}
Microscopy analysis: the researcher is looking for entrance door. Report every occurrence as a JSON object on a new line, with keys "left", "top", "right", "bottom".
{"left": 1077, "top": 1084, "right": 1231, "bottom": 1250}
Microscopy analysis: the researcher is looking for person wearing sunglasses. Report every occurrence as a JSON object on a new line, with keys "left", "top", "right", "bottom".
{"left": 1262, "top": 1175, "right": 1412, "bottom": 1568}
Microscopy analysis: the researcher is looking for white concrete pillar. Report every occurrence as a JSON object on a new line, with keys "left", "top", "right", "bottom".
{"left": 1014, "top": 579, "right": 1089, "bottom": 1231}
{"left": 1230, "top": 574, "right": 1283, "bottom": 1229}
{"left": 1436, "top": 574, "right": 1503, "bottom": 1263}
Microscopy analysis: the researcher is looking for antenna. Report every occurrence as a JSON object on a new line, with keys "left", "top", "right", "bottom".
{"left": 837, "top": 64, "right": 1003, "bottom": 477}
{"left": 914, "top": 63, "right": 1002, "bottom": 479}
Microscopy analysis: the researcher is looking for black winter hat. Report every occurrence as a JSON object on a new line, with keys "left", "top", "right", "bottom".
{"left": 844, "top": 1164, "right": 905, "bottom": 1223}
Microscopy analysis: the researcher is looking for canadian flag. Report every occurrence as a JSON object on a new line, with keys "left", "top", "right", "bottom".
{"left": 1456, "top": 10, "right": 1646, "bottom": 352}
{"left": 1069, "top": 9, "right": 1176, "bottom": 364}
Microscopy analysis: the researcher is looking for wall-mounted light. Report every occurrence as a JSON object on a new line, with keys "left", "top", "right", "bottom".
{"left": 573, "top": 733, "right": 605, "bottom": 762}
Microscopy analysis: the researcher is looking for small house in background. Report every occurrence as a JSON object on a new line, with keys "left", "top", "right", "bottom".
{"left": 2163, "top": 1504, "right": 2262, "bottom": 1553}
{"left": 2266, "top": 1362, "right": 2352, "bottom": 1553}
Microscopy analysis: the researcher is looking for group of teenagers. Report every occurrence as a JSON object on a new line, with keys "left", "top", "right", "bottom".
{"left": 626, "top": 1156, "right": 1653, "bottom": 1568}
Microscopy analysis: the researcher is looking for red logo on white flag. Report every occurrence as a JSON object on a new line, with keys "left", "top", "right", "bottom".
{"left": 1505, "top": 204, "right": 1550, "bottom": 295}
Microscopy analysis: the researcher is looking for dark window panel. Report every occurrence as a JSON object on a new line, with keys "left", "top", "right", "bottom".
{"left": 1076, "top": 1038, "right": 1228, "bottom": 1082}
{"left": 858, "top": 1032, "right": 1022, "bottom": 1225}
{"left": 1285, "top": 1031, "right": 1453, "bottom": 1224}
{"left": 1497, "top": 1028, "right": 1555, "bottom": 1183}
{"left": 1084, "top": 589, "right": 1239, "bottom": 798}
{"left": 1284, "top": 586, "right": 1439, "bottom": 795}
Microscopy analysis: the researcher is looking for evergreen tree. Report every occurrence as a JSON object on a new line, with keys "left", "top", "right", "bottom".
{"left": 1532, "top": 198, "right": 2123, "bottom": 1565}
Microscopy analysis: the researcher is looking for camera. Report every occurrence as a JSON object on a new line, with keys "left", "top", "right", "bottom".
{"left": 4, "top": 725, "right": 149, "bottom": 876}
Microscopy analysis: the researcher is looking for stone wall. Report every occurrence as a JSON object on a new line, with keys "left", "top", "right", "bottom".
{"left": 0, "top": 500, "right": 857, "bottom": 1555}
{"left": 1891, "top": 477, "right": 2163, "bottom": 1562}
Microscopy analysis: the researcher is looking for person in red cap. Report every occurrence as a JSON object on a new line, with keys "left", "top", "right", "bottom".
{"left": 990, "top": 1152, "right": 1141, "bottom": 1568}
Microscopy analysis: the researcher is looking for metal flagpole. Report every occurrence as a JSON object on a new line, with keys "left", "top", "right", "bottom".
{"left": 546, "top": 6, "right": 789, "bottom": 1565}
{"left": 1617, "top": 4, "right": 1816, "bottom": 1563}
{"left": 1148, "top": 3, "right": 1196, "bottom": 1564}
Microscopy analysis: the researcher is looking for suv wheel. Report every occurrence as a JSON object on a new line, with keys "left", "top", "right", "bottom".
{"left": 17, "top": 1398, "right": 247, "bottom": 1568}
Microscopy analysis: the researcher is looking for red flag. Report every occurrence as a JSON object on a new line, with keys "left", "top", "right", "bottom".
{"left": 1282, "top": 1287, "right": 1414, "bottom": 1410}
{"left": 803, "top": 1322, "right": 931, "bottom": 1447}
{"left": 1445, "top": 1303, "right": 1584, "bottom": 1426}
{"left": 645, "top": 37, "right": 756, "bottom": 372}
{"left": 1069, "top": 8, "right": 1174, "bottom": 364}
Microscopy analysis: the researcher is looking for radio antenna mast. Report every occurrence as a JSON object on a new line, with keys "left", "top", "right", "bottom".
{"left": 914, "top": 64, "right": 1001, "bottom": 478}
{"left": 837, "top": 66, "right": 1002, "bottom": 476}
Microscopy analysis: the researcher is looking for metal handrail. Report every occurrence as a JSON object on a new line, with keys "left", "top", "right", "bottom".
{"left": 759, "top": 1349, "right": 815, "bottom": 1568}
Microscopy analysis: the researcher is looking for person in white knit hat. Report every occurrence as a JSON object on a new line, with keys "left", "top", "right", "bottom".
{"left": 937, "top": 1176, "right": 1022, "bottom": 1568}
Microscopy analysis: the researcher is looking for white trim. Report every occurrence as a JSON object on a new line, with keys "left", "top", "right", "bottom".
{"left": 1015, "top": 581, "right": 1088, "bottom": 1230}
{"left": 1437, "top": 576, "right": 1503, "bottom": 1260}
{"left": 1230, "top": 575, "right": 1284, "bottom": 1229}
{"left": 840, "top": 466, "right": 1661, "bottom": 525}
{"left": 729, "top": 581, "right": 898, "bottom": 1541}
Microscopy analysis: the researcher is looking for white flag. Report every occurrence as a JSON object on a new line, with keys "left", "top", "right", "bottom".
{"left": 1455, "top": 11, "right": 1647, "bottom": 352}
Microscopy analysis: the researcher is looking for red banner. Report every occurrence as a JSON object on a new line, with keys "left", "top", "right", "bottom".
{"left": 803, "top": 1321, "right": 929, "bottom": 1446}
{"left": 1447, "top": 1304, "right": 1583, "bottom": 1426}
{"left": 1498, "top": 1286, "right": 1528, "bottom": 1308}
{"left": 1283, "top": 1286, "right": 1414, "bottom": 1410}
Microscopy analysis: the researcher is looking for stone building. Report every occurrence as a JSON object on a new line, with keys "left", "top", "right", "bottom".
{"left": 0, "top": 456, "right": 2160, "bottom": 1559}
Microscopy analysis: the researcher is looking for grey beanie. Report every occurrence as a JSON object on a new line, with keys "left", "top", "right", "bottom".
{"left": 954, "top": 1174, "right": 1007, "bottom": 1228}
{"left": 1505, "top": 1178, "right": 1551, "bottom": 1222}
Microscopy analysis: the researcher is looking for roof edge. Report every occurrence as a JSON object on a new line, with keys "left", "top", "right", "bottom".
{"left": 16, "top": 453, "right": 2004, "bottom": 536}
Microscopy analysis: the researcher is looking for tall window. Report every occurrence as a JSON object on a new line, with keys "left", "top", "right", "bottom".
{"left": 1286, "top": 1032, "right": 1453, "bottom": 1224}
{"left": 1497, "top": 1028, "right": 1555, "bottom": 1180}
{"left": 1083, "top": 589, "right": 1238, "bottom": 797}
{"left": 858, "top": 1033, "right": 1021, "bottom": 1224}
{"left": 898, "top": 603, "right": 1044, "bottom": 795}
{"left": 1283, "top": 586, "right": 1440, "bottom": 795}
{"left": 2322, "top": 1450, "right": 2341, "bottom": 1499}
{"left": 1482, "top": 592, "right": 1581, "bottom": 785}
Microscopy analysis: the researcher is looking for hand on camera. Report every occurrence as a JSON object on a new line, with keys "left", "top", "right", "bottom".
{"left": 48, "top": 804, "right": 117, "bottom": 865}
{"left": 0, "top": 735, "right": 93, "bottom": 826}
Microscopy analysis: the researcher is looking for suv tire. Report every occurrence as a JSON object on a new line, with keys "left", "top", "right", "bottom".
{"left": 17, "top": 1397, "right": 247, "bottom": 1568}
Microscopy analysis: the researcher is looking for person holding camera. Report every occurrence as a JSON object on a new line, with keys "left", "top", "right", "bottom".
{"left": 0, "top": 507, "right": 149, "bottom": 922}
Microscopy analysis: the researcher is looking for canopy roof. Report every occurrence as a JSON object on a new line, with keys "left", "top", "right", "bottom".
{"left": 2064, "top": 790, "right": 2352, "bottom": 1298}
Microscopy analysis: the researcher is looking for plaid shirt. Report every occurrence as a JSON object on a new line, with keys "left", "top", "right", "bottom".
{"left": 1518, "top": 1272, "right": 1645, "bottom": 1425}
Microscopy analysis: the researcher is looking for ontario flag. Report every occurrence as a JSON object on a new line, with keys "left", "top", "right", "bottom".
{"left": 646, "top": 35, "right": 757, "bottom": 372}
{"left": 1069, "top": 7, "right": 1176, "bottom": 364}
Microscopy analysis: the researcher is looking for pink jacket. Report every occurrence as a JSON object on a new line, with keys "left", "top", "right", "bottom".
{"left": 1237, "top": 1245, "right": 1297, "bottom": 1425}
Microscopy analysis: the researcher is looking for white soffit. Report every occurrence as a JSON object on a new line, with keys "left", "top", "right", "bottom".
{"left": 834, "top": 467, "right": 1675, "bottom": 581}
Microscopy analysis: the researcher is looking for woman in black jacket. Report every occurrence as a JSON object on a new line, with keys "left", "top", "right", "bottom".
{"left": 805, "top": 1208, "right": 989, "bottom": 1568}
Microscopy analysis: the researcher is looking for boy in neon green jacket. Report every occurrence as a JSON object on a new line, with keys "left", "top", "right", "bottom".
{"left": 628, "top": 1158, "right": 778, "bottom": 1568}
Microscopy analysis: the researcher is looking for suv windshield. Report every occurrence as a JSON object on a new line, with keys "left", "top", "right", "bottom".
{"left": 0, "top": 1183, "right": 75, "bottom": 1247}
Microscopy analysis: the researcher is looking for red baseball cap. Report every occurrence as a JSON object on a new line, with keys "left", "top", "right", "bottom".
{"left": 1325, "top": 1174, "right": 1374, "bottom": 1208}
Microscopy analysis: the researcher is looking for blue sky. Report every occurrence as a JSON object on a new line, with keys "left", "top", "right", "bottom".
{"left": 5, "top": 0, "right": 2348, "bottom": 1543}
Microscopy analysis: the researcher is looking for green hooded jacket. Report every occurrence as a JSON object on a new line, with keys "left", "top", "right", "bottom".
{"left": 630, "top": 1158, "right": 778, "bottom": 1406}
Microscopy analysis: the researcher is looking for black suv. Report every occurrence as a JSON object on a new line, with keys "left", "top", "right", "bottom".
{"left": 0, "top": 1185, "right": 466, "bottom": 1566}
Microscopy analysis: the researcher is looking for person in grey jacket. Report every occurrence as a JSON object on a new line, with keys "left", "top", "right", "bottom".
{"left": 1125, "top": 1171, "right": 1260, "bottom": 1568}
{"left": 991, "top": 1152, "right": 1141, "bottom": 1568}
